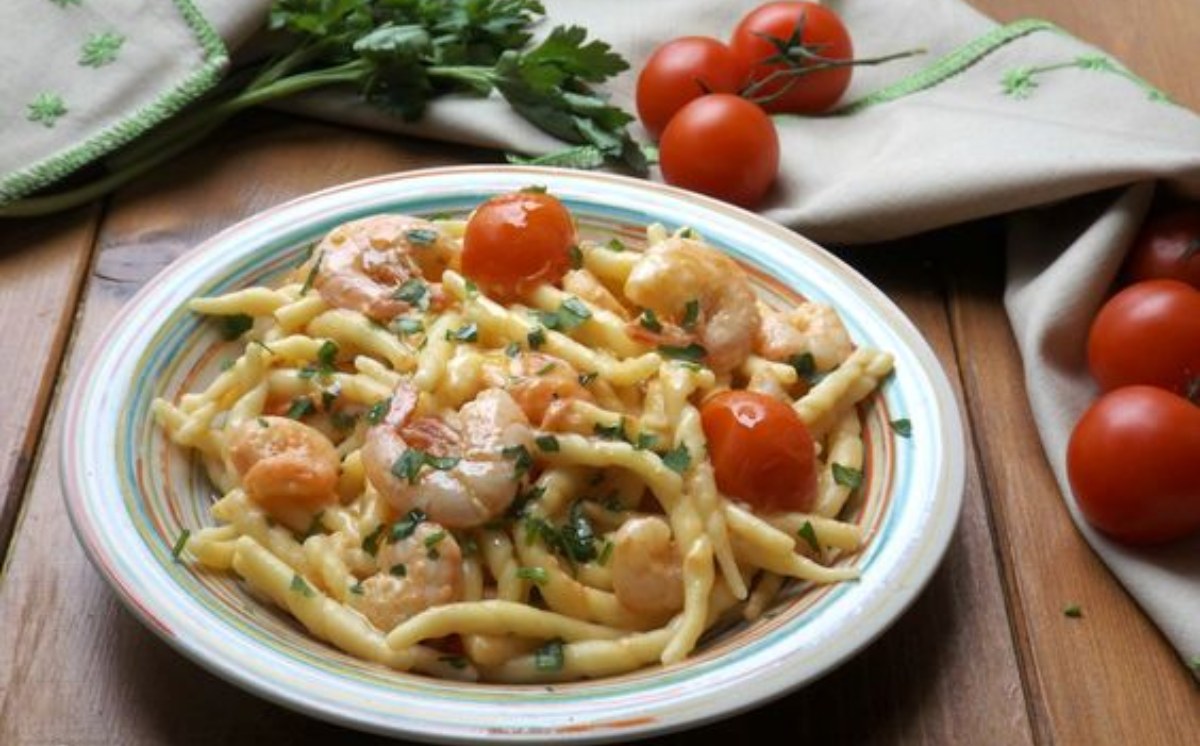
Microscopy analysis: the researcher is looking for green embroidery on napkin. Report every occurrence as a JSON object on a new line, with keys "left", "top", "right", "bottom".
{"left": 1001, "top": 54, "right": 1171, "bottom": 103}
{"left": 27, "top": 93, "right": 68, "bottom": 128}
{"left": 80, "top": 31, "right": 125, "bottom": 67}
{"left": 49, "top": 0, "right": 82, "bottom": 7}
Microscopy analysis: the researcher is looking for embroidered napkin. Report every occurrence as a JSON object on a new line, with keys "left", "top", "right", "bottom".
{"left": 5, "top": 0, "right": 1196, "bottom": 666}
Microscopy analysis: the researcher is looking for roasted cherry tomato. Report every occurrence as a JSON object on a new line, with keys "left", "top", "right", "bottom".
{"left": 462, "top": 191, "right": 577, "bottom": 301}
{"left": 700, "top": 390, "right": 817, "bottom": 512}
{"left": 636, "top": 36, "right": 748, "bottom": 139}
{"left": 1067, "top": 386, "right": 1200, "bottom": 545}
{"left": 1123, "top": 206, "right": 1200, "bottom": 289}
{"left": 730, "top": 1, "right": 853, "bottom": 114}
{"left": 1087, "top": 279, "right": 1200, "bottom": 396}
{"left": 659, "top": 94, "right": 779, "bottom": 208}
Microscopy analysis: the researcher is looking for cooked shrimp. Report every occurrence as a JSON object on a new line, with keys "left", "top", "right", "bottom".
{"left": 351, "top": 521, "right": 464, "bottom": 631}
{"left": 756, "top": 301, "right": 854, "bottom": 372}
{"left": 362, "top": 382, "right": 534, "bottom": 529}
{"left": 562, "top": 269, "right": 631, "bottom": 320}
{"left": 624, "top": 237, "right": 760, "bottom": 373}
{"left": 610, "top": 516, "right": 684, "bottom": 617}
{"left": 312, "top": 215, "right": 456, "bottom": 322}
{"left": 481, "top": 351, "right": 594, "bottom": 426}
{"left": 226, "top": 416, "right": 339, "bottom": 513}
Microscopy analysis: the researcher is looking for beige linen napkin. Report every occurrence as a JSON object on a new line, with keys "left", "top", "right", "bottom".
{"left": 5, "top": 0, "right": 1196, "bottom": 666}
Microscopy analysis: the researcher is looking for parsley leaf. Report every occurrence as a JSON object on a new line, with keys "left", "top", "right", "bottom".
{"left": 535, "top": 434, "right": 560, "bottom": 452}
{"left": 661, "top": 445, "right": 691, "bottom": 474}
{"left": 527, "top": 327, "right": 547, "bottom": 349}
{"left": 285, "top": 397, "right": 315, "bottom": 420}
{"left": 391, "top": 509, "right": 427, "bottom": 541}
{"left": 405, "top": 228, "right": 438, "bottom": 246}
{"left": 218, "top": 314, "right": 254, "bottom": 340}
{"left": 832, "top": 463, "right": 863, "bottom": 489}
{"left": 681, "top": 299, "right": 700, "bottom": 330}
{"left": 171, "top": 529, "right": 190, "bottom": 561}
{"left": 446, "top": 322, "right": 479, "bottom": 343}
{"left": 606, "top": 238, "right": 625, "bottom": 252}
{"left": 788, "top": 352, "right": 817, "bottom": 382}
{"left": 797, "top": 521, "right": 820, "bottom": 553}
{"left": 1063, "top": 604, "right": 1083, "bottom": 619}
{"left": 568, "top": 244, "right": 583, "bottom": 269}
{"left": 516, "top": 566, "right": 549, "bottom": 585}
{"left": 300, "top": 250, "right": 322, "bottom": 295}
{"left": 657, "top": 343, "right": 707, "bottom": 363}
{"left": 890, "top": 418, "right": 913, "bottom": 438}
{"left": 393, "top": 278, "right": 430, "bottom": 309}
{"left": 638, "top": 308, "right": 662, "bottom": 333}
{"left": 501, "top": 444, "right": 534, "bottom": 478}
{"left": 290, "top": 574, "right": 316, "bottom": 598}
{"left": 366, "top": 397, "right": 391, "bottom": 425}
{"left": 534, "top": 638, "right": 565, "bottom": 671}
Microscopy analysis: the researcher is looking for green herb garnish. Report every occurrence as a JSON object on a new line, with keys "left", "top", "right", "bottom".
{"left": 285, "top": 397, "right": 315, "bottom": 420}
{"left": 405, "top": 228, "right": 438, "bottom": 246}
{"left": 890, "top": 418, "right": 913, "bottom": 438}
{"left": 535, "top": 434, "right": 560, "bottom": 452}
{"left": 788, "top": 352, "right": 817, "bottom": 382}
{"left": 446, "top": 322, "right": 479, "bottom": 343}
{"left": 606, "top": 238, "right": 625, "bottom": 252}
{"left": 1063, "top": 604, "right": 1083, "bottom": 619}
{"left": 534, "top": 638, "right": 565, "bottom": 671}
{"left": 393, "top": 278, "right": 430, "bottom": 309}
{"left": 505, "top": 341, "right": 521, "bottom": 358}
{"left": 391, "top": 509, "right": 427, "bottom": 541}
{"left": 797, "top": 520, "right": 820, "bottom": 553}
{"left": 831, "top": 463, "right": 863, "bottom": 489}
{"left": 577, "top": 371, "right": 597, "bottom": 386}
{"left": 516, "top": 566, "right": 549, "bottom": 585}
{"left": 501, "top": 444, "right": 534, "bottom": 478}
{"left": 527, "top": 327, "right": 547, "bottom": 350}
{"left": 390, "top": 563, "right": 408, "bottom": 577}
{"left": 171, "top": 529, "right": 191, "bottom": 561}
{"left": 638, "top": 308, "right": 662, "bottom": 333}
{"left": 657, "top": 343, "right": 707, "bottom": 363}
{"left": 290, "top": 574, "right": 315, "bottom": 598}
{"left": 300, "top": 251, "right": 322, "bottom": 295}
{"left": 218, "top": 313, "right": 253, "bottom": 340}
{"left": 568, "top": 244, "right": 583, "bottom": 269}
{"left": 366, "top": 397, "right": 391, "bottom": 425}
{"left": 681, "top": 299, "right": 700, "bottom": 330}
{"left": 361, "top": 525, "right": 385, "bottom": 556}
{"left": 661, "top": 444, "right": 691, "bottom": 474}
{"left": 394, "top": 317, "right": 424, "bottom": 335}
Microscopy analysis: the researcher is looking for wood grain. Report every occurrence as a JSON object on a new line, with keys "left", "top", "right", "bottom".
{"left": 0, "top": 207, "right": 99, "bottom": 557}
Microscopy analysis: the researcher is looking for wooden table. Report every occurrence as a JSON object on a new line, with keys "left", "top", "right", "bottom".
{"left": 1, "top": 2, "right": 1196, "bottom": 743}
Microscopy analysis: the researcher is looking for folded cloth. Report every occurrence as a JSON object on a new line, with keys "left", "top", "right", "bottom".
{"left": 6, "top": 0, "right": 1196, "bottom": 665}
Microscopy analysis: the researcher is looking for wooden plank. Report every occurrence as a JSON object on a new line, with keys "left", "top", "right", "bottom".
{"left": 945, "top": 230, "right": 1200, "bottom": 745}
{"left": 0, "top": 206, "right": 99, "bottom": 558}
{"left": 0, "top": 113, "right": 1031, "bottom": 743}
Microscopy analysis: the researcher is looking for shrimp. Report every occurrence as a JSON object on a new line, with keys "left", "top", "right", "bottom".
{"left": 362, "top": 382, "right": 534, "bottom": 529}
{"left": 756, "top": 301, "right": 854, "bottom": 373}
{"left": 350, "top": 521, "right": 464, "bottom": 632}
{"left": 623, "top": 237, "right": 760, "bottom": 373}
{"left": 610, "top": 516, "right": 684, "bottom": 617}
{"left": 226, "top": 416, "right": 340, "bottom": 513}
{"left": 312, "top": 215, "right": 456, "bottom": 322}
{"left": 481, "top": 351, "right": 594, "bottom": 426}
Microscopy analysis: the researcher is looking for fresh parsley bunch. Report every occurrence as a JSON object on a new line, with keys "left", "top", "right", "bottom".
{"left": 2, "top": 0, "right": 644, "bottom": 217}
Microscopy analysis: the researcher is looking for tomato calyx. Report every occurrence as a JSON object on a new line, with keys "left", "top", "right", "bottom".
{"left": 739, "top": 10, "right": 923, "bottom": 107}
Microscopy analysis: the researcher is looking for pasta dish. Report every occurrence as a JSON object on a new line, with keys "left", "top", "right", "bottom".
{"left": 154, "top": 188, "right": 893, "bottom": 683}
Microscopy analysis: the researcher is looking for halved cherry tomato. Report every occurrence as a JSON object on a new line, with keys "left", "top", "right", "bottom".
{"left": 462, "top": 191, "right": 576, "bottom": 301}
{"left": 700, "top": 390, "right": 817, "bottom": 512}
{"left": 659, "top": 93, "right": 779, "bottom": 208}
{"left": 636, "top": 37, "right": 748, "bottom": 139}
{"left": 1087, "top": 279, "right": 1200, "bottom": 396}
{"left": 1123, "top": 206, "right": 1200, "bottom": 289}
{"left": 1067, "top": 386, "right": 1200, "bottom": 545}
{"left": 730, "top": 1, "right": 853, "bottom": 114}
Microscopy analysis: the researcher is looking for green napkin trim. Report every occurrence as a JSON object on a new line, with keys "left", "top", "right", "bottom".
{"left": 0, "top": 0, "right": 228, "bottom": 205}
{"left": 831, "top": 18, "right": 1058, "bottom": 115}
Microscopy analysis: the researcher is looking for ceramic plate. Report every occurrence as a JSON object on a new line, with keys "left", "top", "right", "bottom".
{"left": 62, "top": 166, "right": 965, "bottom": 743}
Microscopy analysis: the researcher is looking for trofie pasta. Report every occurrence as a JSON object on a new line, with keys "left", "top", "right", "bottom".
{"left": 154, "top": 189, "right": 893, "bottom": 683}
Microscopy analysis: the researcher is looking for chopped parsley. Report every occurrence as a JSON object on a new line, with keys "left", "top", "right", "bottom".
{"left": 657, "top": 343, "right": 707, "bottom": 363}
{"left": 424, "top": 529, "right": 447, "bottom": 559}
{"left": 680, "top": 227, "right": 698, "bottom": 239}
{"left": 577, "top": 371, "right": 597, "bottom": 386}
{"left": 516, "top": 566, "right": 549, "bottom": 585}
{"left": 390, "top": 563, "right": 408, "bottom": 577}
{"left": 788, "top": 352, "right": 817, "bottom": 382}
{"left": 331, "top": 410, "right": 358, "bottom": 430}
{"left": 638, "top": 308, "right": 662, "bottom": 333}
{"left": 605, "top": 238, "right": 625, "bottom": 252}
{"left": 349, "top": 581, "right": 365, "bottom": 595}
{"left": 634, "top": 432, "right": 658, "bottom": 451}
{"left": 300, "top": 251, "right": 323, "bottom": 295}
{"left": 501, "top": 444, "right": 534, "bottom": 478}
{"left": 392, "top": 450, "right": 461, "bottom": 484}
{"left": 218, "top": 313, "right": 254, "bottom": 340}
{"left": 405, "top": 228, "right": 438, "bottom": 246}
{"left": 1063, "top": 604, "right": 1083, "bottom": 619}
{"left": 568, "top": 244, "right": 583, "bottom": 269}
{"left": 505, "top": 341, "right": 521, "bottom": 358}
{"left": 391, "top": 509, "right": 427, "bottom": 541}
{"left": 285, "top": 397, "right": 315, "bottom": 420}
{"left": 535, "top": 434, "right": 560, "bottom": 452}
{"left": 681, "top": 299, "right": 700, "bottom": 330}
{"left": 597, "top": 540, "right": 614, "bottom": 566}
{"left": 446, "top": 322, "right": 479, "bottom": 343}
{"left": 289, "top": 574, "right": 315, "bottom": 598}
{"left": 393, "top": 278, "right": 430, "bottom": 310}
{"left": 831, "top": 463, "right": 863, "bottom": 490}
{"left": 394, "top": 317, "right": 424, "bottom": 336}
{"left": 536, "top": 297, "right": 592, "bottom": 332}
{"left": 507, "top": 485, "right": 545, "bottom": 519}
{"left": 366, "top": 398, "right": 391, "bottom": 425}
{"left": 562, "top": 501, "right": 598, "bottom": 562}
{"left": 439, "top": 655, "right": 469, "bottom": 670}
{"left": 890, "top": 418, "right": 913, "bottom": 438}
{"left": 593, "top": 419, "right": 628, "bottom": 442}
{"left": 661, "top": 444, "right": 691, "bottom": 474}
{"left": 256, "top": 417, "right": 270, "bottom": 428}
{"left": 361, "top": 525, "right": 385, "bottom": 557}
{"left": 527, "top": 326, "right": 547, "bottom": 350}
{"left": 171, "top": 529, "right": 191, "bottom": 561}
{"left": 464, "top": 279, "right": 480, "bottom": 298}
{"left": 534, "top": 638, "right": 565, "bottom": 671}
{"left": 797, "top": 521, "right": 820, "bottom": 553}
{"left": 219, "top": 358, "right": 236, "bottom": 371}
{"left": 535, "top": 361, "right": 557, "bottom": 375}
{"left": 521, "top": 184, "right": 548, "bottom": 194}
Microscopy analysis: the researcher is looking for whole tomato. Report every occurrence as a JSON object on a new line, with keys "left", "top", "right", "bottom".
{"left": 659, "top": 93, "right": 779, "bottom": 208}
{"left": 1087, "top": 279, "right": 1200, "bottom": 396}
{"left": 1066, "top": 386, "right": 1200, "bottom": 544}
{"left": 462, "top": 190, "right": 576, "bottom": 301}
{"left": 1123, "top": 206, "right": 1200, "bottom": 289}
{"left": 730, "top": 1, "right": 853, "bottom": 114}
{"left": 700, "top": 390, "right": 818, "bottom": 512}
{"left": 636, "top": 37, "right": 748, "bottom": 139}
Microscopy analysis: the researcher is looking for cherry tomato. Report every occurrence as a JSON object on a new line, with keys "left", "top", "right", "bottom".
{"left": 659, "top": 94, "right": 779, "bottom": 208}
{"left": 730, "top": 1, "right": 853, "bottom": 114}
{"left": 636, "top": 37, "right": 748, "bottom": 139}
{"left": 1123, "top": 206, "right": 1200, "bottom": 289}
{"left": 1087, "top": 279, "right": 1200, "bottom": 396}
{"left": 1067, "top": 386, "right": 1200, "bottom": 544}
{"left": 700, "top": 390, "right": 818, "bottom": 512}
{"left": 462, "top": 191, "right": 576, "bottom": 301}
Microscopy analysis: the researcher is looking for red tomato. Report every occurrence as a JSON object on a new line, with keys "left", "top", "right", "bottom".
{"left": 462, "top": 191, "right": 576, "bottom": 301}
{"left": 659, "top": 94, "right": 779, "bottom": 208}
{"left": 730, "top": 1, "right": 853, "bottom": 114}
{"left": 700, "top": 390, "right": 818, "bottom": 512}
{"left": 1087, "top": 279, "right": 1200, "bottom": 396}
{"left": 1123, "top": 206, "right": 1200, "bottom": 289}
{"left": 636, "top": 37, "right": 748, "bottom": 139}
{"left": 1067, "top": 386, "right": 1200, "bottom": 544}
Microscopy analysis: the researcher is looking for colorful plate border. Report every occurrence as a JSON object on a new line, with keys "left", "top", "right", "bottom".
{"left": 61, "top": 166, "right": 965, "bottom": 743}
